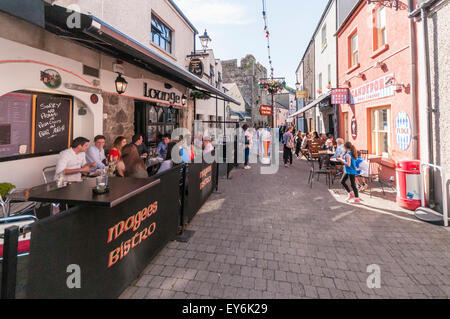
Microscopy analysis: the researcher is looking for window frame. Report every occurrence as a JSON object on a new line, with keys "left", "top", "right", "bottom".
{"left": 321, "top": 24, "right": 327, "bottom": 51}
{"left": 372, "top": 6, "right": 387, "bottom": 52}
{"left": 151, "top": 13, "right": 173, "bottom": 54}
{"left": 369, "top": 106, "right": 391, "bottom": 158}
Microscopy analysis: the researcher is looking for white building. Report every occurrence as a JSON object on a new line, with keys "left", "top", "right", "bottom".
{"left": 222, "top": 83, "right": 247, "bottom": 122}
{"left": 313, "top": 0, "right": 337, "bottom": 135}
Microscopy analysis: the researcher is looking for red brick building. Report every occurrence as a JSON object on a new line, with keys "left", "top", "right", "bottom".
{"left": 336, "top": 0, "right": 417, "bottom": 180}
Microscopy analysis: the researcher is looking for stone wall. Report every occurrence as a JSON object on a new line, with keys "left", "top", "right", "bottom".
{"left": 222, "top": 54, "right": 268, "bottom": 126}
{"left": 102, "top": 92, "right": 135, "bottom": 148}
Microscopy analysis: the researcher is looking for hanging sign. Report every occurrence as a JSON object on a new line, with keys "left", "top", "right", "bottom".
{"left": 351, "top": 116, "right": 357, "bottom": 139}
{"left": 296, "top": 90, "right": 308, "bottom": 99}
{"left": 331, "top": 88, "right": 348, "bottom": 104}
{"left": 349, "top": 73, "right": 394, "bottom": 104}
{"left": 260, "top": 105, "right": 272, "bottom": 116}
{"left": 395, "top": 111, "right": 412, "bottom": 151}
{"left": 188, "top": 58, "right": 204, "bottom": 77}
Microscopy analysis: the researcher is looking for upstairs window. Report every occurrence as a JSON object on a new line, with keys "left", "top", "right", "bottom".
{"left": 321, "top": 24, "right": 327, "bottom": 50}
{"left": 350, "top": 32, "right": 358, "bottom": 68}
{"left": 374, "top": 7, "right": 387, "bottom": 50}
{"left": 151, "top": 14, "right": 172, "bottom": 54}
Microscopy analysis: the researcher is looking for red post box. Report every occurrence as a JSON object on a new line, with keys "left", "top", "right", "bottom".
{"left": 396, "top": 160, "right": 422, "bottom": 210}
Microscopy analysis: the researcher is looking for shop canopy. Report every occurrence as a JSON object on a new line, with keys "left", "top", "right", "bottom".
{"left": 43, "top": 4, "right": 240, "bottom": 105}
{"left": 289, "top": 92, "right": 331, "bottom": 118}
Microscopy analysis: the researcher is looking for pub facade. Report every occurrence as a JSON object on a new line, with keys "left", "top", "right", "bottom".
{"left": 0, "top": 0, "right": 237, "bottom": 188}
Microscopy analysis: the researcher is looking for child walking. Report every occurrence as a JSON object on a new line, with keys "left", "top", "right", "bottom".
{"left": 338, "top": 142, "right": 361, "bottom": 203}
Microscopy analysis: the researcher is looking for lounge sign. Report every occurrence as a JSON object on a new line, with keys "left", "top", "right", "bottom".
{"left": 143, "top": 82, "right": 181, "bottom": 104}
{"left": 189, "top": 58, "right": 204, "bottom": 77}
{"left": 350, "top": 74, "right": 394, "bottom": 104}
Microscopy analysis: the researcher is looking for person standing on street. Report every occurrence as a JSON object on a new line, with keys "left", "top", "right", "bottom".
{"left": 243, "top": 124, "right": 252, "bottom": 169}
{"left": 282, "top": 126, "right": 294, "bottom": 167}
{"left": 338, "top": 142, "right": 361, "bottom": 203}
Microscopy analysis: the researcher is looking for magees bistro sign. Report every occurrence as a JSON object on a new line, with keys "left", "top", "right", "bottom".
{"left": 143, "top": 82, "right": 181, "bottom": 104}
{"left": 350, "top": 74, "right": 394, "bottom": 104}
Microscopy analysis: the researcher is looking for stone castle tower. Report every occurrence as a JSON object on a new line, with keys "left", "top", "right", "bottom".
{"left": 222, "top": 55, "right": 268, "bottom": 126}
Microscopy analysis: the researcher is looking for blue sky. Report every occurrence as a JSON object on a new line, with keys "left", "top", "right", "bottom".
{"left": 174, "top": 0, "right": 329, "bottom": 87}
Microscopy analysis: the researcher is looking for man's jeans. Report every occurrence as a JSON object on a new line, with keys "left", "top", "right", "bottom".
{"left": 245, "top": 147, "right": 250, "bottom": 166}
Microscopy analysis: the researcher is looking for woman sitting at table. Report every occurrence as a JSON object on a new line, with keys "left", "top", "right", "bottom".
{"left": 116, "top": 144, "right": 148, "bottom": 178}
{"left": 156, "top": 142, "right": 176, "bottom": 175}
{"left": 108, "top": 136, "right": 127, "bottom": 163}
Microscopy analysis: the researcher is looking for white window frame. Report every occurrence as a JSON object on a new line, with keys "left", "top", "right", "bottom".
{"left": 371, "top": 107, "right": 391, "bottom": 158}
{"left": 351, "top": 33, "right": 358, "bottom": 67}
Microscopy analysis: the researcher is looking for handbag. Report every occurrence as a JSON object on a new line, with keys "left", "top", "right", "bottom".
{"left": 286, "top": 136, "right": 295, "bottom": 149}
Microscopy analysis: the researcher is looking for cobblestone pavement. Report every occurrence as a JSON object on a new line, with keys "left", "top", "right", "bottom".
{"left": 122, "top": 153, "right": 450, "bottom": 299}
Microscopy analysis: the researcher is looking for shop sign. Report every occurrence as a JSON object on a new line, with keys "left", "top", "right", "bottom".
{"left": 296, "top": 90, "right": 308, "bottom": 99}
{"left": 349, "top": 74, "right": 394, "bottom": 104}
{"left": 331, "top": 88, "right": 348, "bottom": 104}
{"left": 143, "top": 82, "right": 181, "bottom": 104}
{"left": 260, "top": 105, "right": 272, "bottom": 116}
{"left": 189, "top": 58, "right": 204, "bottom": 77}
{"left": 395, "top": 111, "right": 412, "bottom": 151}
{"left": 40, "top": 69, "right": 62, "bottom": 89}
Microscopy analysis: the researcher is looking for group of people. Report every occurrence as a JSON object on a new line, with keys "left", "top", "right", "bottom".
{"left": 54, "top": 132, "right": 216, "bottom": 182}
{"left": 280, "top": 126, "right": 370, "bottom": 204}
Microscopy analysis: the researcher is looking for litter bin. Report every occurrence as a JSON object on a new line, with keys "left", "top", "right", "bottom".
{"left": 396, "top": 160, "right": 422, "bottom": 210}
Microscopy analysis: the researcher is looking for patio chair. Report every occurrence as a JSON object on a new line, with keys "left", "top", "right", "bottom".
{"left": 42, "top": 165, "right": 56, "bottom": 184}
{"left": 307, "top": 155, "right": 333, "bottom": 189}
{"left": 359, "top": 150, "right": 385, "bottom": 197}
{"left": 0, "top": 189, "right": 38, "bottom": 218}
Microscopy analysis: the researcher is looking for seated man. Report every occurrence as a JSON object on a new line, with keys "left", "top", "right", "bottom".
{"left": 156, "top": 134, "right": 170, "bottom": 159}
{"left": 55, "top": 137, "right": 97, "bottom": 182}
{"left": 132, "top": 134, "right": 148, "bottom": 158}
{"left": 85, "top": 135, "right": 106, "bottom": 171}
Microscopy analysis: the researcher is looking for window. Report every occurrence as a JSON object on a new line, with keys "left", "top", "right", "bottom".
{"left": 350, "top": 32, "right": 358, "bottom": 67}
{"left": 151, "top": 14, "right": 172, "bottom": 54}
{"left": 374, "top": 7, "right": 387, "bottom": 50}
{"left": 321, "top": 24, "right": 327, "bottom": 50}
{"left": 371, "top": 107, "right": 391, "bottom": 158}
{"left": 147, "top": 105, "right": 178, "bottom": 143}
{"left": 327, "top": 64, "right": 331, "bottom": 86}
{"left": 318, "top": 73, "right": 323, "bottom": 92}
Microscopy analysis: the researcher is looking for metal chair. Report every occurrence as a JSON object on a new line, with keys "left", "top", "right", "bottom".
{"left": 359, "top": 150, "right": 385, "bottom": 197}
{"left": 0, "top": 189, "right": 38, "bottom": 218}
{"left": 42, "top": 165, "right": 56, "bottom": 184}
{"left": 307, "top": 155, "right": 333, "bottom": 189}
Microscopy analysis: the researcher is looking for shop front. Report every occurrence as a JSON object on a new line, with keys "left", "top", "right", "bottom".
{"left": 338, "top": 73, "right": 415, "bottom": 181}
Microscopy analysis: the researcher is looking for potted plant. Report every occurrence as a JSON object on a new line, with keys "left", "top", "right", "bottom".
{"left": 317, "top": 88, "right": 322, "bottom": 95}
{"left": 326, "top": 81, "right": 332, "bottom": 90}
{"left": 0, "top": 182, "right": 15, "bottom": 199}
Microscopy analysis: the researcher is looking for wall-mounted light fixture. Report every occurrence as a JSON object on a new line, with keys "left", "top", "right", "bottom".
{"left": 356, "top": 72, "right": 366, "bottom": 80}
{"left": 115, "top": 73, "right": 128, "bottom": 94}
{"left": 181, "top": 94, "right": 187, "bottom": 106}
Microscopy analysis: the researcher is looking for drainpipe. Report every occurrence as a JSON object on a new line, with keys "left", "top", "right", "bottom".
{"left": 408, "top": 0, "right": 419, "bottom": 160}
{"left": 420, "top": 3, "right": 435, "bottom": 205}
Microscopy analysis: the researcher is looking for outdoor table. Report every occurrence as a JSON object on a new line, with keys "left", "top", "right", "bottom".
{"left": 24, "top": 169, "right": 182, "bottom": 298}
{"left": 146, "top": 156, "right": 164, "bottom": 176}
{"left": 28, "top": 177, "right": 160, "bottom": 208}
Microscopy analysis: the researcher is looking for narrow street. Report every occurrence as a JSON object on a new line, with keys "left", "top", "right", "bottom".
{"left": 122, "top": 154, "right": 450, "bottom": 299}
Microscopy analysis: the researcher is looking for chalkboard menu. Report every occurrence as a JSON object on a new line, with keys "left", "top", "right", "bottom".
{"left": 0, "top": 93, "right": 32, "bottom": 158}
{"left": 33, "top": 95, "right": 72, "bottom": 154}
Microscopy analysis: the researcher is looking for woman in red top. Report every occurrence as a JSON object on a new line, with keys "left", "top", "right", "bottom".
{"left": 108, "top": 136, "right": 127, "bottom": 162}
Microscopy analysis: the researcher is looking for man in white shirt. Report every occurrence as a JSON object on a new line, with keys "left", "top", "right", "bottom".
{"left": 55, "top": 137, "right": 97, "bottom": 182}
{"left": 85, "top": 135, "right": 106, "bottom": 171}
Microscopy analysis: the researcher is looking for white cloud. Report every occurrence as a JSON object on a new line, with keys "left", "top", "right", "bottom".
{"left": 174, "top": 0, "right": 255, "bottom": 25}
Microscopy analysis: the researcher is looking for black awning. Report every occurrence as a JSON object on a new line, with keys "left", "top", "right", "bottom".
{"left": 44, "top": 4, "right": 240, "bottom": 105}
